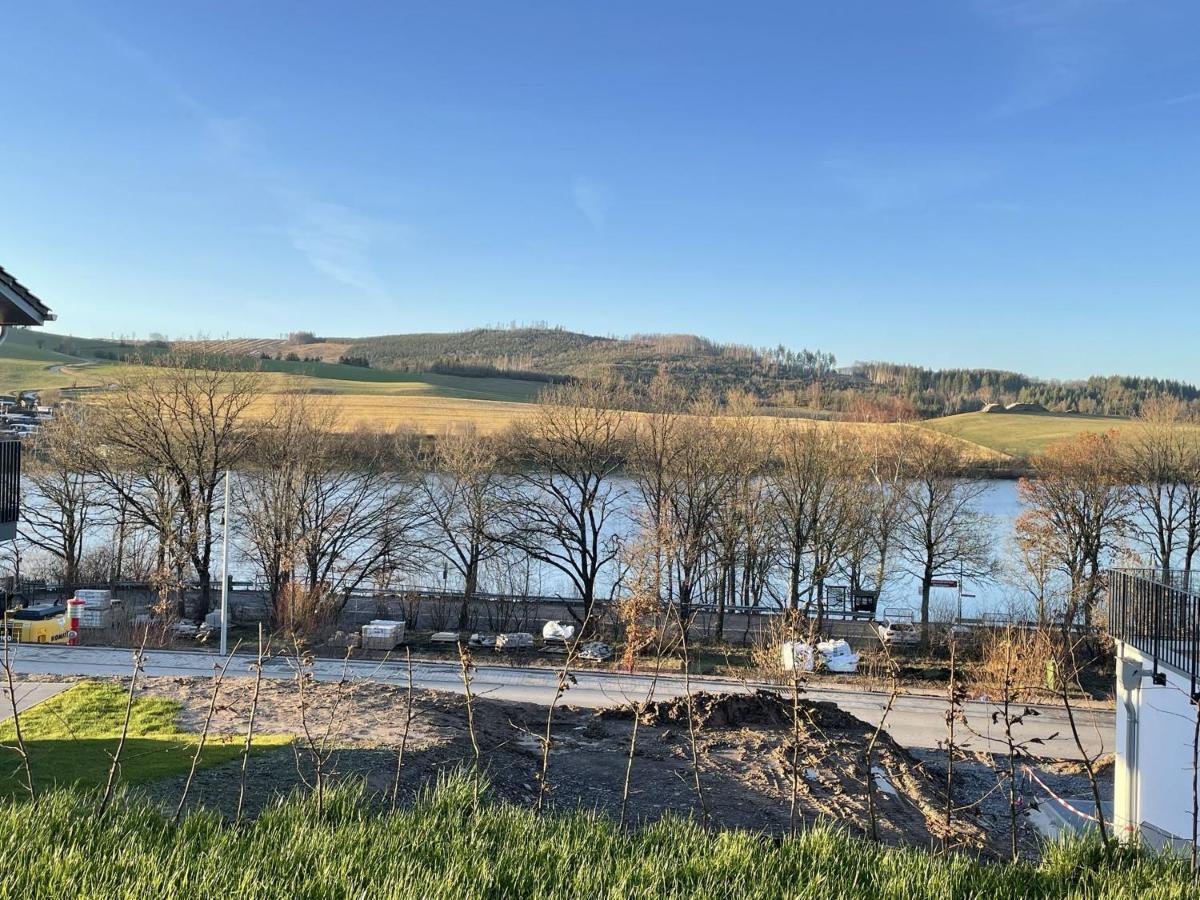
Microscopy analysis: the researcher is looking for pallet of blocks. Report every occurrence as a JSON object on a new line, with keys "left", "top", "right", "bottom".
{"left": 361, "top": 619, "right": 405, "bottom": 650}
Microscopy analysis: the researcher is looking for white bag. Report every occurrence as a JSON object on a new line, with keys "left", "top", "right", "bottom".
{"left": 542, "top": 621, "right": 576, "bottom": 643}
{"left": 780, "top": 641, "right": 814, "bottom": 672}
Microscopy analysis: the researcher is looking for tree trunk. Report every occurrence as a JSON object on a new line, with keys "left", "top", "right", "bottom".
{"left": 458, "top": 556, "right": 478, "bottom": 631}
{"left": 920, "top": 567, "right": 933, "bottom": 631}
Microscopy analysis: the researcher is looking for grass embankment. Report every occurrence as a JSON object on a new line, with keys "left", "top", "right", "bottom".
{"left": 921, "top": 410, "right": 1135, "bottom": 458}
{"left": 0, "top": 776, "right": 1190, "bottom": 899}
{"left": 0, "top": 682, "right": 288, "bottom": 799}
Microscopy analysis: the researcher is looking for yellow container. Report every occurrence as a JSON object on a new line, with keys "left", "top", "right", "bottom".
{"left": 4, "top": 605, "right": 69, "bottom": 644}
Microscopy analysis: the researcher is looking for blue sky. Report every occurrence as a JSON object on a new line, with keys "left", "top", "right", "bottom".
{"left": 2, "top": 1, "right": 1198, "bottom": 380}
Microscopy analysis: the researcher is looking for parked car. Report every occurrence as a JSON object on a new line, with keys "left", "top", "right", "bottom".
{"left": 875, "top": 611, "right": 920, "bottom": 646}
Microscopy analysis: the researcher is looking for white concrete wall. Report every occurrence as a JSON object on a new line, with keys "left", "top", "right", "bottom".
{"left": 1116, "top": 643, "right": 1199, "bottom": 846}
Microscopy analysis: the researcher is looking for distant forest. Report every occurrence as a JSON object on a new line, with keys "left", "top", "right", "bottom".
{"left": 842, "top": 363, "right": 1199, "bottom": 418}
{"left": 338, "top": 327, "right": 1196, "bottom": 419}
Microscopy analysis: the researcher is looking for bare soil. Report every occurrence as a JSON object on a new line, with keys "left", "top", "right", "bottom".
{"left": 121, "top": 675, "right": 1107, "bottom": 858}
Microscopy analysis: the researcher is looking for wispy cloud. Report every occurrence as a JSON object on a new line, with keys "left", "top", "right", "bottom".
{"left": 1161, "top": 90, "right": 1200, "bottom": 107}
{"left": 279, "top": 196, "right": 398, "bottom": 304}
{"left": 67, "top": 3, "right": 401, "bottom": 307}
{"left": 974, "top": 0, "right": 1125, "bottom": 117}
{"left": 571, "top": 177, "right": 612, "bottom": 232}
{"left": 825, "top": 155, "right": 995, "bottom": 212}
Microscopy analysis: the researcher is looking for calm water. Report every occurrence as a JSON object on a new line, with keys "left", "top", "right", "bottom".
{"left": 28, "top": 477, "right": 1033, "bottom": 621}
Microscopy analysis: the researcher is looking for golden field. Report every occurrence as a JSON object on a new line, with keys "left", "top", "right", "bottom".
{"left": 0, "top": 350, "right": 1140, "bottom": 458}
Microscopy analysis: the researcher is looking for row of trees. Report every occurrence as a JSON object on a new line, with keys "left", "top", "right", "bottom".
{"left": 14, "top": 357, "right": 1200, "bottom": 638}
{"left": 844, "top": 364, "right": 1200, "bottom": 419}
{"left": 1016, "top": 400, "right": 1200, "bottom": 627}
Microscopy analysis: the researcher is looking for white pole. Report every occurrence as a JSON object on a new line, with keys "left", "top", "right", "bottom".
{"left": 220, "top": 469, "right": 231, "bottom": 657}
{"left": 957, "top": 561, "right": 964, "bottom": 623}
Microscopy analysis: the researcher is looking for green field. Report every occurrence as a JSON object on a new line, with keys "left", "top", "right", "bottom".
{"left": 0, "top": 774, "right": 1189, "bottom": 898}
{"left": 0, "top": 331, "right": 1152, "bottom": 450}
{"left": 0, "top": 328, "right": 95, "bottom": 394}
{"left": 0, "top": 681, "right": 287, "bottom": 799}
{"left": 0, "top": 332, "right": 551, "bottom": 433}
{"left": 920, "top": 410, "right": 1134, "bottom": 458}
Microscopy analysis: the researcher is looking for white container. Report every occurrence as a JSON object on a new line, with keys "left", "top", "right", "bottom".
{"left": 430, "top": 631, "right": 460, "bottom": 643}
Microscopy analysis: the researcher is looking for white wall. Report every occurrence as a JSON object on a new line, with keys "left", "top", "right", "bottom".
{"left": 1116, "top": 643, "right": 1199, "bottom": 846}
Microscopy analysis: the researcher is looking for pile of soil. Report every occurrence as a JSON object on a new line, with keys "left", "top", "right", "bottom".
{"left": 602, "top": 689, "right": 865, "bottom": 734}
{"left": 130, "top": 677, "right": 1072, "bottom": 858}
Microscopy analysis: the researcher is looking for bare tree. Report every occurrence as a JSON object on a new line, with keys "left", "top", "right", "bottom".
{"left": 895, "top": 432, "right": 994, "bottom": 632}
{"left": 674, "top": 604, "right": 709, "bottom": 827}
{"left": 85, "top": 355, "right": 260, "bottom": 616}
{"left": 293, "top": 432, "right": 421, "bottom": 611}
{"left": 413, "top": 427, "right": 509, "bottom": 631}
{"left": 236, "top": 394, "right": 328, "bottom": 613}
{"left": 289, "top": 641, "right": 354, "bottom": 817}
{"left": 456, "top": 641, "right": 482, "bottom": 809}
{"left": 237, "top": 624, "right": 266, "bottom": 823}
{"left": 709, "top": 399, "right": 774, "bottom": 639}
{"left": 805, "top": 439, "right": 870, "bottom": 628}
{"left": 534, "top": 609, "right": 591, "bottom": 813}
{"left": 20, "top": 407, "right": 99, "bottom": 593}
{"left": 391, "top": 647, "right": 416, "bottom": 811}
{"left": 628, "top": 374, "right": 686, "bottom": 606}
{"left": 240, "top": 397, "right": 422, "bottom": 631}
{"left": 860, "top": 426, "right": 915, "bottom": 598}
{"left": 1, "top": 639, "right": 35, "bottom": 803}
{"left": 771, "top": 423, "right": 829, "bottom": 610}
{"left": 1054, "top": 635, "right": 1111, "bottom": 848}
{"left": 864, "top": 636, "right": 900, "bottom": 844}
{"left": 1011, "top": 511, "right": 1062, "bottom": 627}
{"left": 1019, "top": 431, "right": 1130, "bottom": 627}
{"left": 175, "top": 642, "right": 240, "bottom": 821}
{"left": 99, "top": 635, "right": 147, "bottom": 816}
{"left": 942, "top": 633, "right": 967, "bottom": 845}
{"left": 1122, "top": 400, "right": 1196, "bottom": 578}
{"left": 502, "top": 379, "right": 630, "bottom": 621}
{"left": 657, "top": 398, "right": 735, "bottom": 622}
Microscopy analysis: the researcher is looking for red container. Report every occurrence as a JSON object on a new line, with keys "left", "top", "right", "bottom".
{"left": 66, "top": 598, "right": 85, "bottom": 646}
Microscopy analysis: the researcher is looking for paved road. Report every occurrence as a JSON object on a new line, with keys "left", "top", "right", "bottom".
{"left": 0, "top": 681, "right": 71, "bottom": 720}
{"left": 5, "top": 644, "right": 1113, "bottom": 758}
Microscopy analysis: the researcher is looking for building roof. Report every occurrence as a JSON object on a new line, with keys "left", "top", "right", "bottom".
{"left": 0, "top": 265, "right": 54, "bottom": 326}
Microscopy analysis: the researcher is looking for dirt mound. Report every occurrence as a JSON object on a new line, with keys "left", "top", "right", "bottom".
{"left": 602, "top": 690, "right": 867, "bottom": 733}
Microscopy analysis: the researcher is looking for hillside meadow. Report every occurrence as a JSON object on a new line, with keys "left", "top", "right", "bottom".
{"left": 0, "top": 337, "right": 1145, "bottom": 456}
{"left": 920, "top": 410, "right": 1136, "bottom": 457}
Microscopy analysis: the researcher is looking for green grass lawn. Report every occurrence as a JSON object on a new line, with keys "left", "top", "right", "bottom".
{"left": 0, "top": 681, "right": 288, "bottom": 799}
{"left": 0, "top": 775, "right": 1191, "bottom": 898}
{"left": 0, "top": 329, "right": 98, "bottom": 394}
{"left": 920, "top": 410, "right": 1135, "bottom": 458}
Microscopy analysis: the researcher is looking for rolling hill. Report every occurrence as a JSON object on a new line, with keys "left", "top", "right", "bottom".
{"left": 1, "top": 326, "right": 1188, "bottom": 457}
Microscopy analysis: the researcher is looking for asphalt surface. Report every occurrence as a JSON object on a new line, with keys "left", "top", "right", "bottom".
{"left": 0, "top": 681, "right": 71, "bottom": 720}
{"left": 4, "top": 644, "right": 1113, "bottom": 758}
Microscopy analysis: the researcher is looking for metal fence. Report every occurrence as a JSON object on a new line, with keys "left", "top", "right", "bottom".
{"left": 0, "top": 440, "right": 19, "bottom": 540}
{"left": 1108, "top": 568, "right": 1200, "bottom": 697}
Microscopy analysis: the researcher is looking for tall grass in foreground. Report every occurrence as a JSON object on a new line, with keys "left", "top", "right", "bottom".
{"left": 0, "top": 775, "right": 1193, "bottom": 900}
